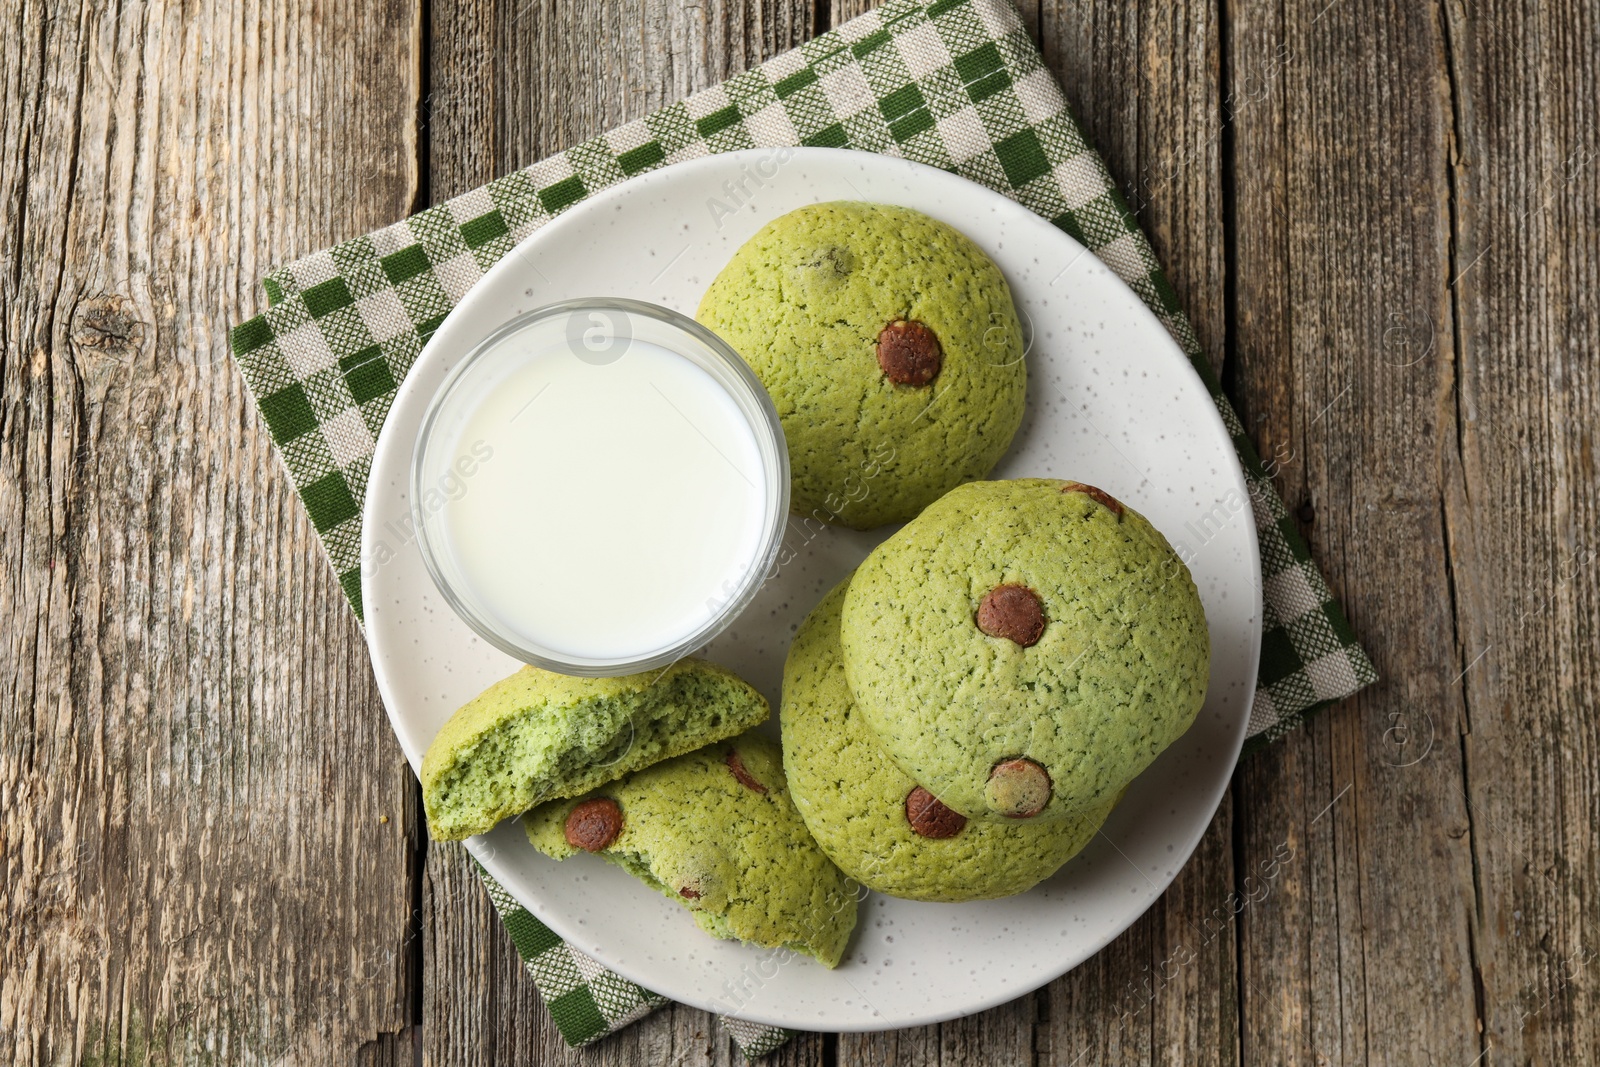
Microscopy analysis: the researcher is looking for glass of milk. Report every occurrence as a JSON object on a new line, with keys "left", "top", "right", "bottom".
{"left": 411, "top": 298, "right": 790, "bottom": 676}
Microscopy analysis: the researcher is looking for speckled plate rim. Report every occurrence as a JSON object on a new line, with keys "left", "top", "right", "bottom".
{"left": 362, "top": 148, "right": 1262, "bottom": 1032}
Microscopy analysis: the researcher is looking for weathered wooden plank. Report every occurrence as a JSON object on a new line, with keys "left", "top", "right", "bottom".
{"left": 1226, "top": 0, "right": 1481, "bottom": 1062}
{"left": 429, "top": 0, "right": 821, "bottom": 203}
{"left": 0, "top": 0, "right": 422, "bottom": 1064}
{"left": 1442, "top": 0, "right": 1600, "bottom": 1062}
{"left": 828, "top": 1, "right": 1041, "bottom": 55}
{"left": 420, "top": 3, "right": 821, "bottom": 1064}
{"left": 1034, "top": 810, "right": 1239, "bottom": 1067}
{"left": 822, "top": 14, "right": 1244, "bottom": 1067}
{"left": 422, "top": 844, "right": 837, "bottom": 1066}
{"left": 423, "top": 1, "right": 1241, "bottom": 1063}
{"left": 10, "top": 0, "right": 1576, "bottom": 1063}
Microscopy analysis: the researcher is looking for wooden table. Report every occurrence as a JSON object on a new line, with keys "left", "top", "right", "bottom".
{"left": 4, "top": 0, "right": 1596, "bottom": 1063}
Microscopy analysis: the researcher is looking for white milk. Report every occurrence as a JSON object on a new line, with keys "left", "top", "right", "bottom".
{"left": 434, "top": 332, "right": 768, "bottom": 661}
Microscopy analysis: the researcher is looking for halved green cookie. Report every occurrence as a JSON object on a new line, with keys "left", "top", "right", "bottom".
{"left": 421, "top": 659, "right": 768, "bottom": 840}
{"left": 524, "top": 735, "right": 858, "bottom": 968}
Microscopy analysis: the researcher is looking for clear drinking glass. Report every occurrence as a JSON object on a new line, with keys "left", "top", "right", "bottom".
{"left": 410, "top": 298, "right": 790, "bottom": 676}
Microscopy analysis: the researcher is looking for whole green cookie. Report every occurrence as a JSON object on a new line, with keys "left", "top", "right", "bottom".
{"left": 783, "top": 580, "right": 1116, "bottom": 902}
{"left": 840, "top": 479, "right": 1210, "bottom": 823}
{"left": 524, "top": 735, "right": 857, "bottom": 967}
{"left": 696, "top": 201, "right": 1026, "bottom": 529}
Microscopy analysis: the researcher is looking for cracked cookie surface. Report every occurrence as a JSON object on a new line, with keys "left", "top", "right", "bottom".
{"left": 696, "top": 201, "right": 1027, "bottom": 529}
{"left": 783, "top": 580, "right": 1116, "bottom": 902}
{"left": 840, "top": 479, "right": 1210, "bottom": 822}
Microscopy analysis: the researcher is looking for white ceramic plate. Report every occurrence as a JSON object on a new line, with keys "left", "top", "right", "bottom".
{"left": 363, "top": 148, "right": 1261, "bottom": 1032}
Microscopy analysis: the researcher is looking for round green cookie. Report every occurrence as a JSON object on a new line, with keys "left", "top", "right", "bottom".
{"left": 782, "top": 580, "right": 1116, "bottom": 902}
{"left": 696, "top": 201, "right": 1026, "bottom": 529}
{"left": 840, "top": 479, "right": 1210, "bottom": 823}
{"left": 523, "top": 735, "right": 857, "bottom": 968}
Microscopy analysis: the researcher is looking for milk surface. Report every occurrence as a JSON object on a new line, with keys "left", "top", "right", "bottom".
{"left": 438, "top": 333, "right": 767, "bottom": 660}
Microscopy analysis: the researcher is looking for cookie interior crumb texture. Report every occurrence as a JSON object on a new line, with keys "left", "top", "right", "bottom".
{"left": 421, "top": 659, "right": 769, "bottom": 840}
{"left": 696, "top": 201, "right": 1027, "bottom": 529}
{"left": 524, "top": 734, "right": 858, "bottom": 967}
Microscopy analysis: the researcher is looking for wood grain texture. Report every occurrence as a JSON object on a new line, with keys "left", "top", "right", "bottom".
{"left": 1225, "top": 0, "right": 1484, "bottom": 1063}
{"left": 1041, "top": 0, "right": 1226, "bottom": 373}
{"left": 6, "top": 0, "right": 1599, "bottom": 1064}
{"left": 0, "top": 0, "right": 423, "bottom": 1065}
{"left": 1443, "top": 0, "right": 1600, "bottom": 1062}
{"left": 1030, "top": 6, "right": 1240, "bottom": 1067}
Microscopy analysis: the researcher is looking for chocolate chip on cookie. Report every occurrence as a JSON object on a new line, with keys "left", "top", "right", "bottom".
{"left": 725, "top": 748, "right": 768, "bottom": 794}
{"left": 976, "top": 584, "right": 1046, "bottom": 646}
{"left": 1061, "top": 481, "right": 1124, "bottom": 517}
{"left": 564, "top": 797, "right": 623, "bottom": 851}
{"left": 986, "top": 758, "right": 1052, "bottom": 819}
{"left": 904, "top": 786, "right": 968, "bottom": 839}
{"left": 877, "top": 319, "right": 942, "bottom": 385}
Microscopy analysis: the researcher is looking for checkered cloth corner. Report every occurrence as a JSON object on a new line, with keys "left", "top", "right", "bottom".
{"left": 722, "top": 1017, "right": 800, "bottom": 1058}
{"left": 478, "top": 859, "right": 795, "bottom": 1055}
{"left": 230, "top": 0, "right": 1375, "bottom": 1050}
{"left": 476, "top": 863, "right": 669, "bottom": 1046}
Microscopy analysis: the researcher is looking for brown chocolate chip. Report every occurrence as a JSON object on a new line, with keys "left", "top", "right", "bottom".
{"left": 678, "top": 885, "right": 702, "bottom": 900}
{"left": 986, "top": 758, "right": 1052, "bottom": 819}
{"left": 564, "top": 797, "right": 623, "bottom": 852}
{"left": 725, "top": 748, "right": 768, "bottom": 794}
{"left": 904, "top": 786, "right": 968, "bottom": 839}
{"left": 876, "top": 319, "right": 942, "bottom": 385}
{"left": 976, "top": 584, "right": 1046, "bottom": 647}
{"left": 1061, "top": 481, "right": 1124, "bottom": 517}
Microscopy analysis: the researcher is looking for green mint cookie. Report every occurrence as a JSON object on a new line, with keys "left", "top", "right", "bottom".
{"left": 840, "top": 479, "right": 1210, "bottom": 822}
{"left": 524, "top": 735, "right": 858, "bottom": 968}
{"left": 421, "top": 659, "right": 768, "bottom": 841}
{"left": 696, "top": 201, "right": 1027, "bottom": 529}
{"left": 783, "top": 580, "right": 1115, "bottom": 902}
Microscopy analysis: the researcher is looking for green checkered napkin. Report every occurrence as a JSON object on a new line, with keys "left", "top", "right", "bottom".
{"left": 231, "top": 0, "right": 1374, "bottom": 1051}
{"left": 475, "top": 859, "right": 794, "bottom": 1055}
